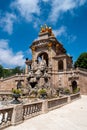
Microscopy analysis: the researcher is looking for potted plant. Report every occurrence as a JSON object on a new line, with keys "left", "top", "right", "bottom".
{"left": 73, "top": 87, "right": 80, "bottom": 94}
{"left": 38, "top": 88, "right": 47, "bottom": 99}
{"left": 11, "top": 88, "right": 22, "bottom": 104}
{"left": 64, "top": 88, "right": 70, "bottom": 95}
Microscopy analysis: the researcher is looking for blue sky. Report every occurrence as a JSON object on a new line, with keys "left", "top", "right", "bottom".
{"left": 0, "top": 0, "right": 87, "bottom": 68}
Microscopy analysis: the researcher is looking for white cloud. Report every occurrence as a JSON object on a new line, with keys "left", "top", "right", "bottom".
{"left": 42, "top": 0, "right": 49, "bottom": 2}
{"left": 53, "top": 26, "right": 77, "bottom": 44}
{"left": 0, "top": 39, "right": 25, "bottom": 67}
{"left": 49, "top": 0, "right": 87, "bottom": 22}
{"left": 11, "top": 0, "right": 40, "bottom": 22}
{"left": 79, "top": 0, "right": 87, "bottom": 6}
{"left": 67, "top": 35, "right": 77, "bottom": 44}
{"left": 33, "top": 18, "right": 42, "bottom": 28}
{"left": 0, "top": 13, "right": 17, "bottom": 34}
{"left": 53, "top": 26, "right": 66, "bottom": 37}
{"left": 0, "top": 39, "right": 9, "bottom": 49}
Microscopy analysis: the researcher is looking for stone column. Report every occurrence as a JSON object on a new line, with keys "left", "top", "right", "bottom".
{"left": 48, "top": 42, "right": 52, "bottom": 66}
{"left": 67, "top": 96, "right": 71, "bottom": 103}
{"left": 31, "top": 46, "right": 36, "bottom": 62}
{"left": 11, "top": 104, "right": 23, "bottom": 125}
{"left": 63, "top": 59, "right": 67, "bottom": 71}
{"left": 25, "top": 64, "right": 29, "bottom": 74}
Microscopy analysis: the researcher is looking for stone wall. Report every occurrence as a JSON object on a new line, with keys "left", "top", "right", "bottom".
{"left": 0, "top": 68, "right": 87, "bottom": 95}
{"left": 79, "top": 69, "right": 87, "bottom": 94}
{"left": 50, "top": 68, "right": 87, "bottom": 94}
{"left": 0, "top": 74, "right": 27, "bottom": 92}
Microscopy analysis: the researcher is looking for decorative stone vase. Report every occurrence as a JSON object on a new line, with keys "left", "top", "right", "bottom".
{"left": 11, "top": 93, "right": 21, "bottom": 104}
{"left": 41, "top": 93, "right": 47, "bottom": 99}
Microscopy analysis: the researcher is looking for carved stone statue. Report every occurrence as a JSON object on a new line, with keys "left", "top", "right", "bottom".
{"left": 43, "top": 72, "right": 48, "bottom": 79}
{"left": 28, "top": 71, "right": 34, "bottom": 78}
{"left": 39, "top": 59, "right": 46, "bottom": 71}
{"left": 49, "top": 61, "right": 52, "bottom": 68}
{"left": 31, "top": 61, "right": 37, "bottom": 70}
{"left": 35, "top": 69, "right": 42, "bottom": 79}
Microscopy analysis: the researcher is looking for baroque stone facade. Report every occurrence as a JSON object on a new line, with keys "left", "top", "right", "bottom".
{"left": 0, "top": 25, "right": 87, "bottom": 95}
{"left": 24, "top": 25, "right": 87, "bottom": 95}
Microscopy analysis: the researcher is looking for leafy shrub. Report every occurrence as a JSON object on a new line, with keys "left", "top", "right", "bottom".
{"left": 12, "top": 88, "right": 21, "bottom": 94}
{"left": 73, "top": 88, "right": 80, "bottom": 94}
{"left": 64, "top": 88, "right": 70, "bottom": 94}
{"left": 38, "top": 89, "right": 47, "bottom": 95}
{"left": 38, "top": 88, "right": 47, "bottom": 98}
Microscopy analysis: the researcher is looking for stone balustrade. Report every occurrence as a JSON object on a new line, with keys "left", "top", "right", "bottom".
{"left": 23, "top": 101, "right": 42, "bottom": 120}
{"left": 0, "top": 106, "right": 13, "bottom": 129}
{"left": 0, "top": 73, "right": 26, "bottom": 81}
{"left": 70, "top": 93, "right": 81, "bottom": 101}
{"left": 48, "top": 97, "right": 68, "bottom": 111}
{"left": 0, "top": 93, "right": 80, "bottom": 129}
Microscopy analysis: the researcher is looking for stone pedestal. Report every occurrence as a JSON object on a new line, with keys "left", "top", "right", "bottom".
{"left": 42, "top": 100, "right": 48, "bottom": 114}
{"left": 11, "top": 104, "right": 23, "bottom": 125}
{"left": 67, "top": 96, "right": 71, "bottom": 103}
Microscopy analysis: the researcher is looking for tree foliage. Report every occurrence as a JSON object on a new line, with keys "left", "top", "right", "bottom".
{"left": 0, "top": 65, "right": 4, "bottom": 78}
{"left": 12, "top": 66, "right": 23, "bottom": 75}
{"left": 74, "top": 52, "right": 87, "bottom": 69}
{"left": 0, "top": 65, "right": 24, "bottom": 78}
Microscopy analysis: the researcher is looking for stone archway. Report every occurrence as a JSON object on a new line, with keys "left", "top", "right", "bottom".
{"left": 37, "top": 52, "right": 49, "bottom": 66}
{"left": 72, "top": 80, "right": 77, "bottom": 93}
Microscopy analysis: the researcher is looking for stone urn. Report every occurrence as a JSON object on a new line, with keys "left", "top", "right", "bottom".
{"left": 11, "top": 89, "right": 21, "bottom": 104}
{"left": 39, "top": 88, "right": 47, "bottom": 99}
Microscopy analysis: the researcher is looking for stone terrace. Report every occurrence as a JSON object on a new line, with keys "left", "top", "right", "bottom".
{"left": 4, "top": 95, "right": 87, "bottom": 130}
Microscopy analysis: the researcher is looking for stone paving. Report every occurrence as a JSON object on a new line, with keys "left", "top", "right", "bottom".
{"left": 5, "top": 95, "right": 87, "bottom": 130}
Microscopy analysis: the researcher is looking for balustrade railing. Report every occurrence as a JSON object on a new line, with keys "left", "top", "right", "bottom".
{"left": 0, "top": 107, "right": 13, "bottom": 129}
{"left": 0, "top": 93, "right": 80, "bottom": 129}
{"left": 48, "top": 97, "right": 68, "bottom": 110}
{"left": 23, "top": 101, "right": 42, "bottom": 120}
{"left": 70, "top": 93, "right": 80, "bottom": 101}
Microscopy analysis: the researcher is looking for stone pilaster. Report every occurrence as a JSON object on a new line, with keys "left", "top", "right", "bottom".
{"left": 63, "top": 59, "right": 67, "bottom": 71}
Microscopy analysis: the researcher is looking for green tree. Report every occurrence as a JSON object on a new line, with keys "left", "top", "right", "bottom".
{"left": 74, "top": 52, "right": 87, "bottom": 69}
{"left": 0, "top": 65, "right": 4, "bottom": 78}
{"left": 12, "top": 66, "right": 23, "bottom": 75}
{"left": 0, "top": 65, "right": 24, "bottom": 78}
{"left": 3, "top": 69, "right": 12, "bottom": 78}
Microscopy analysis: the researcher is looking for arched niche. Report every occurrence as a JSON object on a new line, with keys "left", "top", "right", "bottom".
{"left": 37, "top": 52, "right": 49, "bottom": 66}
{"left": 72, "top": 80, "right": 77, "bottom": 93}
{"left": 58, "top": 60, "right": 64, "bottom": 71}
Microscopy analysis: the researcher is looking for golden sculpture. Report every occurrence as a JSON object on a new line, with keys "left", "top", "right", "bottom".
{"left": 48, "top": 42, "right": 52, "bottom": 47}
{"left": 40, "top": 24, "right": 52, "bottom": 34}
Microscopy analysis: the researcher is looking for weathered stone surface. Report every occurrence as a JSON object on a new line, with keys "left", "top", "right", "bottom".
{"left": 0, "top": 25, "right": 87, "bottom": 95}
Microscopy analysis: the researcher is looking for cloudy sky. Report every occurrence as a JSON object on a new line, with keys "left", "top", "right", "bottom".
{"left": 0, "top": 0, "right": 87, "bottom": 68}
